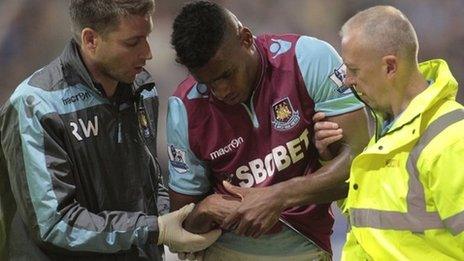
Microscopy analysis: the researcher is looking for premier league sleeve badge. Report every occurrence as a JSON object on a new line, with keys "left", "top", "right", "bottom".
{"left": 168, "top": 144, "right": 189, "bottom": 173}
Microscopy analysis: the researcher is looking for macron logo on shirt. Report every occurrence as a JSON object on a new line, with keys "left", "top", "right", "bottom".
{"left": 210, "top": 137, "right": 244, "bottom": 160}
{"left": 270, "top": 39, "right": 292, "bottom": 58}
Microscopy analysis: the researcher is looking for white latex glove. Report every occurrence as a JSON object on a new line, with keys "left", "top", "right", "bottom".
{"left": 157, "top": 203, "right": 221, "bottom": 252}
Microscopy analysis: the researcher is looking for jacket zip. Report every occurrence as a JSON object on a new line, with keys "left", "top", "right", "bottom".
{"left": 134, "top": 91, "right": 161, "bottom": 212}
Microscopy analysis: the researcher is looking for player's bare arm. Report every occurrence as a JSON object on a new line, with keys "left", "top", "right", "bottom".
{"left": 313, "top": 112, "right": 343, "bottom": 160}
{"left": 223, "top": 107, "right": 370, "bottom": 237}
{"left": 169, "top": 189, "right": 241, "bottom": 234}
{"left": 276, "top": 107, "right": 370, "bottom": 202}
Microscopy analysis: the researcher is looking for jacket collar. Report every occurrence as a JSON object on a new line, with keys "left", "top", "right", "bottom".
{"left": 387, "top": 59, "right": 457, "bottom": 132}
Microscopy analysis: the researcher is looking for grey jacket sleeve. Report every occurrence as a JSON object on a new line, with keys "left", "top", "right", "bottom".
{"left": 157, "top": 172, "right": 170, "bottom": 216}
{"left": 0, "top": 92, "right": 160, "bottom": 253}
{"left": 0, "top": 127, "right": 15, "bottom": 260}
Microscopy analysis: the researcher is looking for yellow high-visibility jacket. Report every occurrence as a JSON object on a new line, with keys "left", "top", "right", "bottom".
{"left": 342, "top": 59, "right": 464, "bottom": 260}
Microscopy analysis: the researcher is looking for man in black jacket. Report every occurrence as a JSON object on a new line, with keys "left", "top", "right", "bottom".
{"left": 0, "top": 0, "right": 220, "bottom": 260}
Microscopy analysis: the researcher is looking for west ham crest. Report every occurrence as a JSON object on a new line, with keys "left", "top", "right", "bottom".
{"left": 272, "top": 97, "right": 300, "bottom": 131}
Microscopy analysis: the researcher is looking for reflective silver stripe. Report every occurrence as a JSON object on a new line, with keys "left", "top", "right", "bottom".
{"left": 444, "top": 211, "right": 464, "bottom": 235}
{"left": 403, "top": 109, "right": 464, "bottom": 231}
{"left": 351, "top": 109, "right": 464, "bottom": 232}
{"left": 350, "top": 208, "right": 444, "bottom": 231}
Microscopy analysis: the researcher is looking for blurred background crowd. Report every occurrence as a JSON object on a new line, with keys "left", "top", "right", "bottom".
{"left": 0, "top": 1, "right": 463, "bottom": 260}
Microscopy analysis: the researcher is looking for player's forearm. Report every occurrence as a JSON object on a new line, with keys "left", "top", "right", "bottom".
{"left": 275, "top": 144, "right": 352, "bottom": 208}
{"left": 293, "top": 182, "right": 348, "bottom": 205}
{"left": 183, "top": 204, "right": 218, "bottom": 234}
{"left": 168, "top": 189, "right": 215, "bottom": 233}
{"left": 184, "top": 194, "right": 241, "bottom": 233}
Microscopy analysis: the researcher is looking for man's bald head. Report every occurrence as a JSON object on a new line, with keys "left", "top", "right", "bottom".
{"left": 340, "top": 6, "right": 418, "bottom": 64}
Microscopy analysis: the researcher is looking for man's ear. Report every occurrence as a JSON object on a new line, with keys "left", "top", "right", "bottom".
{"left": 383, "top": 55, "right": 398, "bottom": 78}
{"left": 81, "top": 28, "right": 99, "bottom": 54}
{"left": 239, "top": 27, "right": 253, "bottom": 49}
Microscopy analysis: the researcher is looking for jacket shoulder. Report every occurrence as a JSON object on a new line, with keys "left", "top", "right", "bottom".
{"left": 27, "top": 57, "right": 68, "bottom": 92}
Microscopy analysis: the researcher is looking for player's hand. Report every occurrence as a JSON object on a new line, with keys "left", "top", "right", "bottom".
{"left": 313, "top": 112, "right": 343, "bottom": 160}
{"left": 221, "top": 181, "right": 284, "bottom": 238}
{"left": 157, "top": 203, "right": 221, "bottom": 252}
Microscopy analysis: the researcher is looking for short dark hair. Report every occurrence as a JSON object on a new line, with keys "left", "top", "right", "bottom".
{"left": 171, "top": 1, "right": 228, "bottom": 69}
{"left": 69, "top": 0, "right": 155, "bottom": 42}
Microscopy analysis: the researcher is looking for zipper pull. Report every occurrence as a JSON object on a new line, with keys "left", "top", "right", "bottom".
{"left": 117, "top": 121, "right": 123, "bottom": 143}
{"left": 137, "top": 100, "right": 152, "bottom": 138}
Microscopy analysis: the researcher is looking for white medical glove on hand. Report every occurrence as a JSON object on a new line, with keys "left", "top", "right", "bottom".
{"left": 157, "top": 203, "right": 221, "bottom": 252}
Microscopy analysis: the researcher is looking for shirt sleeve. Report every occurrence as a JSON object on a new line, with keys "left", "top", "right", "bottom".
{"left": 166, "top": 96, "right": 211, "bottom": 195}
{"left": 0, "top": 83, "right": 158, "bottom": 253}
{"left": 295, "top": 36, "right": 364, "bottom": 116}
